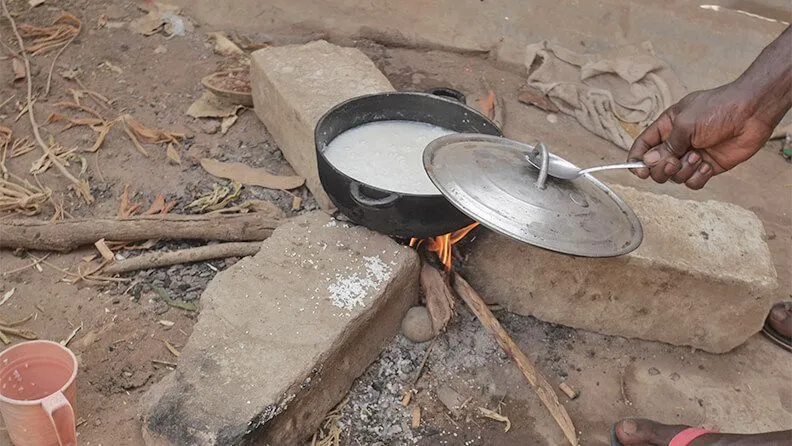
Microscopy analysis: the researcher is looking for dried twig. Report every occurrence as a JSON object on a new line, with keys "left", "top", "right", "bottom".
{"left": 311, "top": 397, "right": 347, "bottom": 446}
{"left": 1, "top": 0, "right": 92, "bottom": 202}
{"left": 45, "top": 16, "right": 81, "bottom": 96}
{"left": 2, "top": 253, "right": 50, "bottom": 275}
{"left": 152, "top": 359, "right": 177, "bottom": 367}
{"left": 60, "top": 322, "right": 82, "bottom": 346}
{"left": 0, "top": 95, "right": 14, "bottom": 110}
{"left": 163, "top": 340, "right": 180, "bottom": 357}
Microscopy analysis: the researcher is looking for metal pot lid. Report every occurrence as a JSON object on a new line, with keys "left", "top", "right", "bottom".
{"left": 423, "top": 133, "right": 643, "bottom": 257}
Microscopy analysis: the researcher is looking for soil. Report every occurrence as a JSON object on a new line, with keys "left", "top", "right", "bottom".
{"left": 1, "top": 1, "right": 790, "bottom": 445}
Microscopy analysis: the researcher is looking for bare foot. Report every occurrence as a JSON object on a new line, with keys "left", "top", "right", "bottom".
{"left": 614, "top": 418, "right": 792, "bottom": 445}
{"left": 614, "top": 418, "right": 688, "bottom": 445}
{"left": 767, "top": 302, "right": 792, "bottom": 338}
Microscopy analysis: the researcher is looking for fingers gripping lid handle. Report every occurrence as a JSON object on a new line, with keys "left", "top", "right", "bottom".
{"left": 41, "top": 391, "right": 77, "bottom": 446}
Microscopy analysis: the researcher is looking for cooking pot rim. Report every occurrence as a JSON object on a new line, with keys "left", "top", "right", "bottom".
{"left": 314, "top": 90, "right": 501, "bottom": 198}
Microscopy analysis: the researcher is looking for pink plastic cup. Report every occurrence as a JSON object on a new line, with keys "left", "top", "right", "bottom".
{"left": 0, "top": 340, "right": 77, "bottom": 446}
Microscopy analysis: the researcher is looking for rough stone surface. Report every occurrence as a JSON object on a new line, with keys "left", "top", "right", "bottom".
{"left": 461, "top": 185, "right": 778, "bottom": 354}
{"left": 140, "top": 212, "right": 420, "bottom": 445}
{"left": 401, "top": 306, "right": 434, "bottom": 343}
{"left": 250, "top": 40, "right": 394, "bottom": 210}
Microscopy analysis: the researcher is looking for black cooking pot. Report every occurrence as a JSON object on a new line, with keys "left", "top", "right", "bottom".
{"left": 315, "top": 90, "right": 502, "bottom": 238}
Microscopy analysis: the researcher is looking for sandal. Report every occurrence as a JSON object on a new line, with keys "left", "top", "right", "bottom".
{"left": 762, "top": 302, "right": 792, "bottom": 352}
{"left": 611, "top": 421, "right": 716, "bottom": 446}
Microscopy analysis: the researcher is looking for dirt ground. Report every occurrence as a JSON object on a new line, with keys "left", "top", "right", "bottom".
{"left": 0, "top": 0, "right": 790, "bottom": 445}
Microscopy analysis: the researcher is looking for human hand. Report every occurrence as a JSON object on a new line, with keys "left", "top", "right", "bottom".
{"left": 627, "top": 84, "right": 775, "bottom": 189}
{"left": 628, "top": 25, "right": 791, "bottom": 190}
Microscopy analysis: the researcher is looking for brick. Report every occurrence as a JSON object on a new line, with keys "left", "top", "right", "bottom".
{"left": 250, "top": 40, "right": 395, "bottom": 210}
{"left": 141, "top": 212, "right": 420, "bottom": 445}
{"left": 461, "top": 185, "right": 777, "bottom": 353}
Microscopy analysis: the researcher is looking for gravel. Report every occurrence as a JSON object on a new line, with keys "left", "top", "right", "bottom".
{"left": 119, "top": 240, "right": 239, "bottom": 304}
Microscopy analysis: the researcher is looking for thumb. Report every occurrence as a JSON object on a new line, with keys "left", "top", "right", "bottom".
{"left": 641, "top": 117, "right": 693, "bottom": 183}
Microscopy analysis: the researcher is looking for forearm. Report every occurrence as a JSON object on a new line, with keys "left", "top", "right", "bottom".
{"left": 734, "top": 25, "right": 792, "bottom": 126}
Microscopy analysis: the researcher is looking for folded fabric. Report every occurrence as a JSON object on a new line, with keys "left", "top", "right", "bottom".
{"left": 525, "top": 41, "right": 684, "bottom": 150}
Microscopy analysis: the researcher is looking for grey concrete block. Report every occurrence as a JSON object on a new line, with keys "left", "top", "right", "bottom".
{"left": 461, "top": 185, "right": 777, "bottom": 353}
{"left": 141, "top": 212, "right": 419, "bottom": 445}
{"left": 250, "top": 40, "right": 394, "bottom": 210}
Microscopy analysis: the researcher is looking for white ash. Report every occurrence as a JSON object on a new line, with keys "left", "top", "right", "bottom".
{"left": 327, "top": 255, "right": 392, "bottom": 310}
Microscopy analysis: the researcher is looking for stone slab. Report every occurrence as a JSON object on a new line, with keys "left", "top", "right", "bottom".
{"left": 141, "top": 212, "right": 420, "bottom": 445}
{"left": 461, "top": 185, "right": 778, "bottom": 354}
{"left": 250, "top": 40, "right": 394, "bottom": 210}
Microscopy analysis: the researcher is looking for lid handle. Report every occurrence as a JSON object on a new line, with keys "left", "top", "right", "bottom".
{"left": 533, "top": 142, "right": 550, "bottom": 190}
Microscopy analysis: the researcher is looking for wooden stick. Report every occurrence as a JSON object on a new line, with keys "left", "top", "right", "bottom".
{"left": 420, "top": 263, "right": 455, "bottom": 335}
{"left": 452, "top": 272, "right": 578, "bottom": 445}
{"left": 0, "top": 213, "right": 280, "bottom": 252}
{"left": 103, "top": 241, "right": 262, "bottom": 275}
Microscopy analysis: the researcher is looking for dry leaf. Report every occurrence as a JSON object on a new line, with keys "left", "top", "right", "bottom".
{"left": 119, "top": 114, "right": 184, "bottom": 157}
{"left": 220, "top": 115, "right": 238, "bottom": 135}
{"left": 166, "top": 142, "right": 181, "bottom": 164}
{"left": 186, "top": 91, "right": 241, "bottom": 118}
{"left": 478, "top": 407, "right": 511, "bottom": 432}
{"left": 518, "top": 87, "right": 560, "bottom": 113}
{"left": 87, "top": 123, "right": 113, "bottom": 153}
{"left": 129, "top": 12, "right": 165, "bottom": 35}
{"left": 144, "top": 194, "right": 166, "bottom": 214}
{"left": 94, "top": 238, "right": 115, "bottom": 262}
{"left": 19, "top": 13, "right": 81, "bottom": 56}
{"left": 12, "top": 58, "right": 25, "bottom": 82}
{"left": 117, "top": 184, "right": 142, "bottom": 217}
{"left": 207, "top": 31, "right": 244, "bottom": 56}
{"left": 291, "top": 195, "right": 302, "bottom": 211}
{"left": 200, "top": 159, "right": 305, "bottom": 190}
{"left": 28, "top": 0, "right": 46, "bottom": 7}
{"left": 131, "top": 2, "right": 182, "bottom": 36}
{"left": 187, "top": 182, "right": 242, "bottom": 212}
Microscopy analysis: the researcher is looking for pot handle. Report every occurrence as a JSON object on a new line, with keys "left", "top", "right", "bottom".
{"left": 350, "top": 182, "right": 399, "bottom": 208}
{"left": 426, "top": 87, "right": 466, "bottom": 104}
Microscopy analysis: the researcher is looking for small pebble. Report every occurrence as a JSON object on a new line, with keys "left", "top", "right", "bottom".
{"left": 648, "top": 367, "right": 660, "bottom": 376}
{"left": 546, "top": 113, "right": 559, "bottom": 124}
{"left": 401, "top": 306, "right": 434, "bottom": 343}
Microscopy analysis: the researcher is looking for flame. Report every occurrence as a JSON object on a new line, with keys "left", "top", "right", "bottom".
{"left": 410, "top": 222, "right": 479, "bottom": 271}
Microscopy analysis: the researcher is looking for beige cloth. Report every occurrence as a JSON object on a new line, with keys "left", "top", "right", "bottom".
{"left": 525, "top": 41, "right": 684, "bottom": 150}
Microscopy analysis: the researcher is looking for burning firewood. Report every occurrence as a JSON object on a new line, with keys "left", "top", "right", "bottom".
{"left": 420, "top": 263, "right": 455, "bottom": 335}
